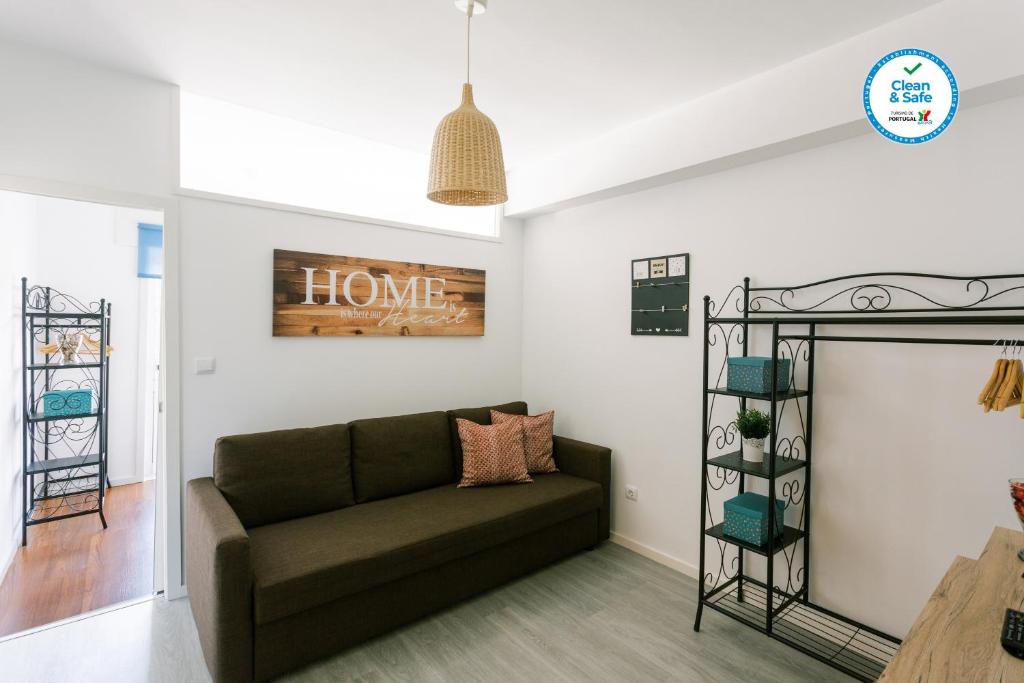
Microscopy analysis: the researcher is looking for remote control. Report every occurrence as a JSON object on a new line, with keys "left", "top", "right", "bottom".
{"left": 1001, "top": 608, "right": 1024, "bottom": 659}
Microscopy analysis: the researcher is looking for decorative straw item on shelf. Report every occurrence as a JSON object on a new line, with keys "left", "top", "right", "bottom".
{"left": 39, "top": 331, "right": 112, "bottom": 364}
{"left": 38, "top": 332, "right": 80, "bottom": 364}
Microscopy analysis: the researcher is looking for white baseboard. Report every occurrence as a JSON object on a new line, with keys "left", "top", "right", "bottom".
{"left": 609, "top": 531, "right": 699, "bottom": 579}
{"left": 109, "top": 475, "right": 142, "bottom": 487}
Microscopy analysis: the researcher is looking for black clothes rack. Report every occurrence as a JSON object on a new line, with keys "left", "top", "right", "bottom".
{"left": 693, "top": 272, "right": 1024, "bottom": 682}
{"left": 20, "top": 278, "right": 111, "bottom": 544}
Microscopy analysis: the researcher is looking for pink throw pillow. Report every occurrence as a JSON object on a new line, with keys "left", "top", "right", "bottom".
{"left": 490, "top": 410, "right": 557, "bottom": 474}
{"left": 456, "top": 418, "right": 532, "bottom": 488}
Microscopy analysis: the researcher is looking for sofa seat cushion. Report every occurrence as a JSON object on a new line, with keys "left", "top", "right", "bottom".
{"left": 248, "top": 473, "right": 601, "bottom": 625}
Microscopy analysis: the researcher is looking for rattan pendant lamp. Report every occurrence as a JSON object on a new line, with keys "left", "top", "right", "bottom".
{"left": 427, "top": 0, "right": 507, "bottom": 206}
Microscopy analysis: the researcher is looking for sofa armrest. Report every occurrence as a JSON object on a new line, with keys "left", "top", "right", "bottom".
{"left": 553, "top": 436, "right": 611, "bottom": 541}
{"left": 187, "top": 477, "right": 253, "bottom": 683}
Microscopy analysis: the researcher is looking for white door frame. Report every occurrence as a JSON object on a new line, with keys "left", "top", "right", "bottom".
{"left": 0, "top": 174, "right": 185, "bottom": 599}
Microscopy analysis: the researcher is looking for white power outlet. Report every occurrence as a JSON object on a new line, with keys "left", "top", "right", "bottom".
{"left": 625, "top": 485, "right": 639, "bottom": 501}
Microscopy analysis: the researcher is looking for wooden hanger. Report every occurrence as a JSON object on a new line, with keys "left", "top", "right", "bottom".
{"left": 1008, "top": 360, "right": 1023, "bottom": 410}
{"left": 991, "top": 355, "right": 1014, "bottom": 411}
{"left": 994, "top": 358, "right": 1022, "bottom": 411}
{"left": 981, "top": 353, "right": 1009, "bottom": 412}
{"left": 75, "top": 334, "right": 114, "bottom": 357}
{"left": 979, "top": 357, "right": 1007, "bottom": 408}
{"left": 1009, "top": 344, "right": 1024, "bottom": 416}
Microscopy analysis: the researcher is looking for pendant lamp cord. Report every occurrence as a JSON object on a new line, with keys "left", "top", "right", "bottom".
{"left": 466, "top": 1, "right": 475, "bottom": 84}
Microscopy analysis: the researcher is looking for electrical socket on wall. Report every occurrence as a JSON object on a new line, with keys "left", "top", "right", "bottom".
{"left": 625, "top": 485, "right": 639, "bottom": 501}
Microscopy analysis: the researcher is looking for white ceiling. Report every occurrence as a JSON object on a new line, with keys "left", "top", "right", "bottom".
{"left": 0, "top": 0, "right": 942, "bottom": 168}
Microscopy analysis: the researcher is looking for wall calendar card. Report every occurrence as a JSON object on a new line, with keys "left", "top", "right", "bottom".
{"left": 650, "top": 258, "right": 667, "bottom": 278}
{"left": 668, "top": 255, "right": 687, "bottom": 277}
{"left": 630, "top": 253, "right": 689, "bottom": 337}
{"left": 632, "top": 260, "right": 650, "bottom": 280}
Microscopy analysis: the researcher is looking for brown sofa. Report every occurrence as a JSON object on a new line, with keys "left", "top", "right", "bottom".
{"left": 186, "top": 402, "right": 611, "bottom": 682}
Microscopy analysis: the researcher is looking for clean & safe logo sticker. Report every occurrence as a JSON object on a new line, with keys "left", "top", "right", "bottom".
{"left": 863, "top": 49, "right": 958, "bottom": 144}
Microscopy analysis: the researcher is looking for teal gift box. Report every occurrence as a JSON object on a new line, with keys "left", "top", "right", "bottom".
{"left": 727, "top": 356, "right": 791, "bottom": 394}
{"left": 42, "top": 389, "right": 93, "bottom": 416}
{"left": 723, "top": 492, "right": 785, "bottom": 547}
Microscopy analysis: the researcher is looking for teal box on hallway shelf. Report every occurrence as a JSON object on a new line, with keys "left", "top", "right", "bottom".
{"left": 723, "top": 492, "right": 785, "bottom": 547}
{"left": 727, "top": 356, "right": 791, "bottom": 394}
{"left": 42, "top": 389, "right": 93, "bottom": 416}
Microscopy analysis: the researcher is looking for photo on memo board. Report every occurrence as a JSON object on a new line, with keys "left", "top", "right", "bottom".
{"left": 631, "top": 253, "right": 689, "bottom": 336}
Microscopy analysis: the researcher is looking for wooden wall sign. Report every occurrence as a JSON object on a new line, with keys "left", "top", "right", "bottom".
{"left": 272, "top": 249, "right": 485, "bottom": 336}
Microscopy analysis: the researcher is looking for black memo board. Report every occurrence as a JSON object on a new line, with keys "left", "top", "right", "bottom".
{"left": 631, "top": 253, "right": 690, "bottom": 336}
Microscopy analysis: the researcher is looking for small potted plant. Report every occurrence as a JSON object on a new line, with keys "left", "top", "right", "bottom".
{"left": 736, "top": 408, "right": 771, "bottom": 463}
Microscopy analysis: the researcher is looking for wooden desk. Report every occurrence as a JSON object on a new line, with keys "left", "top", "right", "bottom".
{"left": 879, "top": 527, "right": 1024, "bottom": 682}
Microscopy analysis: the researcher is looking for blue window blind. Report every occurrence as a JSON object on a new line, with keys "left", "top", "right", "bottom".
{"left": 138, "top": 223, "right": 163, "bottom": 279}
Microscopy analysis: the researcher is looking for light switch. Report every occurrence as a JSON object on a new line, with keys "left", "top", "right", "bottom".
{"left": 195, "top": 357, "right": 216, "bottom": 375}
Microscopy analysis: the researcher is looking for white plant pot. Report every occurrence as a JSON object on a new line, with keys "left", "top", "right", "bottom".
{"left": 742, "top": 437, "right": 765, "bottom": 463}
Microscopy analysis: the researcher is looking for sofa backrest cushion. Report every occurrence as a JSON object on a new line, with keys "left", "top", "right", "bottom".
{"left": 214, "top": 424, "right": 354, "bottom": 528}
{"left": 350, "top": 411, "right": 453, "bottom": 503}
{"left": 446, "top": 401, "right": 528, "bottom": 479}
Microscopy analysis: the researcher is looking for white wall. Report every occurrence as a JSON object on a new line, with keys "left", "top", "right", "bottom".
{"left": 0, "top": 191, "right": 38, "bottom": 580}
{"left": 29, "top": 195, "right": 163, "bottom": 485}
{"left": 521, "top": 95, "right": 1024, "bottom": 637}
{"left": 0, "top": 39, "right": 174, "bottom": 197}
{"left": 178, "top": 198, "right": 524, "bottom": 482}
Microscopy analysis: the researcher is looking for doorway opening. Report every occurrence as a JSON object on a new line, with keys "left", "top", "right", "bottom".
{"left": 0, "top": 190, "right": 164, "bottom": 637}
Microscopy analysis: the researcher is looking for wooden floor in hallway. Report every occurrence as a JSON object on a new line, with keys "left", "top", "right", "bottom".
{"left": 0, "top": 479, "right": 155, "bottom": 637}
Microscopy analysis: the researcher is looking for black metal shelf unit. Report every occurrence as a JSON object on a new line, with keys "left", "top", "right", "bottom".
{"left": 693, "top": 272, "right": 1024, "bottom": 682}
{"left": 20, "top": 278, "right": 111, "bottom": 544}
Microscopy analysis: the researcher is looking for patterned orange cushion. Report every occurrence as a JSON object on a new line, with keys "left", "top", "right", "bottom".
{"left": 455, "top": 418, "right": 533, "bottom": 488}
{"left": 491, "top": 410, "right": 557, "bottom": 474}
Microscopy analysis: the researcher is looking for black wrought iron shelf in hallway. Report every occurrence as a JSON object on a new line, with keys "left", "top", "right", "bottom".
{"left": 20, "top": 278, "right": 112, "bottom": 544}
{"left": 25, "top": 453, "right": 102, "bottom": 475}
{"left": 27, "top": 410, "right": 101, "bottom": 423}
{"left": 26, "top": 361, "right": 103, "bottom": 371}
{"left": 694, "top": 271, "right": 1024, "bottom": 682}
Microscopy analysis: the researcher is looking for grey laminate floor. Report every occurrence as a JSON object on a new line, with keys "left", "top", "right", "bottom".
{"left": 0, "top": 543, "right": 853, "bottom": 682}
